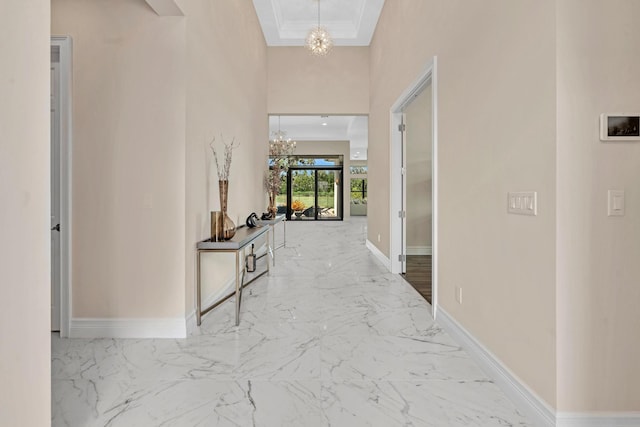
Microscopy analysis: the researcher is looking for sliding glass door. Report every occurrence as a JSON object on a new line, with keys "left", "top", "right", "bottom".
{"left": 287, "top": 167, "right": 343, "bottom": 221}
{"left": 316, "top": 170, "right": 340, "bottom": 219}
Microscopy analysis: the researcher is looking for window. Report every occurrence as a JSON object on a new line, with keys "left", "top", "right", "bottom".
{"left": 350, "top": 178, "right": 367, "bottom": 202}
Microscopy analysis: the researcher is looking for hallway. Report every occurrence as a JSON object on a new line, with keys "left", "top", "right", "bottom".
{"left": 52, "top": 218, "right": 530, "bottom": 426}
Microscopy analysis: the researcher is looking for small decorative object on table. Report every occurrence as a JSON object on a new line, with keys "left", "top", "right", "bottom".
{"left": 246, "top": 212, "right": 259, "bottom": 228}
{"left": 210, "top": 135, "right": 240, "bottom": 240}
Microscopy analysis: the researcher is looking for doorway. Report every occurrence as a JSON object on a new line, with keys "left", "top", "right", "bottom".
{"left": 390, "top": 57, "right": 438, "bottom": 318}
{"left": 402, "top": 84, "right": 433, "bottom": 303}
{"left": 51, "top": 36, "right": 72, "bottom": 336}
{"left": 287, "top": 165, "right": 343, "bottom": 221}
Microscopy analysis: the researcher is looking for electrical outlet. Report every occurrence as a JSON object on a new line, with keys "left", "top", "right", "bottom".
{"left": 377, "top": 233, "right": 381, "bottom": 242}
{"left": 455, "top": 286, "right": 463, "bottom": 304}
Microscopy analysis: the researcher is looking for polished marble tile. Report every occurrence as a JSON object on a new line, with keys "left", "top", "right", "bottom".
{"left": 53, "top": 379, "right": 323, "bottom": 427}
{"left": 321, "top": 380, "right": 531, "bottom": 427}
{"left": 52, "top": 218, "right": 531, "bottom": 426}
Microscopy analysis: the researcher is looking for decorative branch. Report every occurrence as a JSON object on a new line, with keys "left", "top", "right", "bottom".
{"left": 210, "top": 135, "right": 240, "bottom": 181}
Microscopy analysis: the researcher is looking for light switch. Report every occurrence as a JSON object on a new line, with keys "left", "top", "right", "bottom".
{"left": 608, "top": 190, "right": 625, "bottom": 216}
{"left": 508, "top": 192, "right": 537, "bottom": 216}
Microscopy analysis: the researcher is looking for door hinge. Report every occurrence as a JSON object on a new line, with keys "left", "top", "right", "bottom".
{"left": 398, "top": 254, "right": 406, "bottom": 262}
{"left": 398, "top": 210, "right": 406, "bottom": 218}
{"left": 398, "top": 123, "right": 406, "bottom": 132}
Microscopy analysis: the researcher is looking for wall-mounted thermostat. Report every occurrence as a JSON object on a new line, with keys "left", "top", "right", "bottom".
{"left": 600, "top": 114, "right": 640, "bottom": 141}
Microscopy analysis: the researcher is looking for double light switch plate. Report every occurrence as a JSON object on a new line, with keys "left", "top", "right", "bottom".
{"left": 508, "top": 191, "right": 537, "bottom": 216}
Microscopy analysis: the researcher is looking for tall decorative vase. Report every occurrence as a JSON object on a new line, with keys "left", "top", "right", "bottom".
{"left": 218, "top": 180, "right": 236, "bottom": 240}
{"left": 268, "top": 191, "right": 277, "bottom": 217}
{"left": 210, "top": 211, "right": 224, "bottom": 241}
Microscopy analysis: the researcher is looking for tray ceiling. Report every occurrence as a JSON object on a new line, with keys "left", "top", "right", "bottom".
{"left": 253, "top": 0, "right": 385, "bottom": 46}
{"left": 270, "top": 115, "right": 368, "bottom": 160}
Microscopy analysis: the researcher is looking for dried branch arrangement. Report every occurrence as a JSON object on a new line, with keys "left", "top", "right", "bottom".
{"left": 210, "top": 135, "right": 240, "bottom": 181}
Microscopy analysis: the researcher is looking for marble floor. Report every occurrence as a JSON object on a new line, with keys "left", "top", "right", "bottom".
{"left": 52, "top": 218, "right": 531, "bottom": 427}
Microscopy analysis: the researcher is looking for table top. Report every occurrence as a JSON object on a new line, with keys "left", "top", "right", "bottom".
{"left": 197, "top": 225, "right": 268, "bottom": 250}
{"left": 258, "top": 214, "right": 285, "bottom": 225}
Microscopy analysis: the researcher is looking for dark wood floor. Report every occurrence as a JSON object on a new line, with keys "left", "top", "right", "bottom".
{"left": 403, "top": 255, "right": 432, "bottom": 303}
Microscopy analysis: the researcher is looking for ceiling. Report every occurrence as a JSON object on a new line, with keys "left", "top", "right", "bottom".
{"left": 258, "top": 2, "right": 377, "bottom": 161}
{"left": 253, "top": 0, "right": 385, "bottom": 46}
{"left": 270, "top": 115, "right": 368, "bottom": 161}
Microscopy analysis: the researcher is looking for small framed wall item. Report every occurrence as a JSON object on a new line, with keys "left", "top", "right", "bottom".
{"left": 600, "top": 114, "right": 640, "bottom": 141}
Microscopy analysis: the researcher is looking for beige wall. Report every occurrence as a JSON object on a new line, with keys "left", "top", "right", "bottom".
{"left": 52, "top": 0, "right": 268, "bottom": 323}
{"left": 52, "top": 0, "right": 187, "bottom": 319}
{"left": 293, "top": 140, "right": 351, "bottom": 219}
{"left": 181, "top": 0, "right": 268, "bottom": 316}
{"left": 405, "top": 85, "right": 432, "bottom": 250}
{"left": 0, "top": 0, "right": 51, "bottom": 424}
{"left": 268, "top": 47, "right": 369, "bottom": 115}
{"left": 556, "top": 0, "right": 640, "bottom": 411}
{"left": 370, "top": 1, "right": 557, "bottom": 406}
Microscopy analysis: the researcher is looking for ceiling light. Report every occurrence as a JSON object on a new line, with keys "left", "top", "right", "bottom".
{"left": 322, "top": 122, "right": 328, "bottom": 126}
{"left": 305, "top": 0, "right": 332, "bottom": 56}
{"left": 270, "top": 116, "right": 296, "bottom": 158}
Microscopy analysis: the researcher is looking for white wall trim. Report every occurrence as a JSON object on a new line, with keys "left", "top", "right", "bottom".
{"left": 51, "top": 36, "right": 73, "bottom": 338}
{"left": 186, "top": 310, "right": 198, "bottom": 335}
{"left": 366, "top": 239, "right": 391, "bottom": 271}
{"left": 556, "top": 413, "right": 640, "bottom": 427}
{"left": 70, "top": 318, "right": 186, "bottom": 338}
{"left": 436, "top": 307, "right": 556, "bottom": 427}
{"left": 406, "top": 246, "right": 432, "bottom": 256}
{"left": 390, "top": 57, "right": 439, "bottom": 320}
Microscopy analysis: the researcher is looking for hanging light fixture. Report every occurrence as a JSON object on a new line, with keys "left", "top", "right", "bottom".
{"left": 305, "top": 0, "right": 333, "bottom": 56}
{"left": 270, "top": 116, "right": 296, "bottom": 158}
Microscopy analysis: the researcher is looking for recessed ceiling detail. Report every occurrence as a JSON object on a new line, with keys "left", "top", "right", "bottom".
{"left": 269, "top": 115, "right": 368, "bottom": 160}
{"left": 253, "top": 0, "right": 385, "bottom": 46}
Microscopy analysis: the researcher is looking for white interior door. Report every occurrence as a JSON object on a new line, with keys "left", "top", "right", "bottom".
{"left": 51, "top": 54, "right": 61, "bottom": 332}
{"left": 400, "top": 114, "right": 407, "bottom": 274}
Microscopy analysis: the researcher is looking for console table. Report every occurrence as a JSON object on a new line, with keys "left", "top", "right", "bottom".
{"left": 196, "top": 225, "right": 270, "bottom": 326}
{"left": 259, "top": 214, "right": 285, "bottom": 266}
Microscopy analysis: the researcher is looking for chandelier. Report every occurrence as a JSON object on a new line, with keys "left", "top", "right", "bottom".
{"left": 270, "top": 130, "right": 297, "bottom": 157}
{"left": 270, "top": 117, "right": 296, "bottom": 158}
{"left": 305, "top": 0, "right": 333, "bottom": 56}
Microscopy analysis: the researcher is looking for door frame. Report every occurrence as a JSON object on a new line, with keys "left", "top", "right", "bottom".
{"left": 286, "top": 165, "right": 344, "bottom": 221}
{"left": 389, "top": 57, "right": 438, "bottom": 319}
{"left": 51, "top": 36, "right": 73, "bottom": 337}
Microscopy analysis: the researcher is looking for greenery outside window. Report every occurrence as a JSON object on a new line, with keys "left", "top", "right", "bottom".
{"left": 350, "top": 166, "right": 368, "bottom": 174}
{"left": 350, "top": 178, "right": 367, "bottom": 202}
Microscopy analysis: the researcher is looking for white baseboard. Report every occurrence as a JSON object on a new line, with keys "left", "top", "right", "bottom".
{"left": 70, "top": 317, "right": 186, "bottom": 339}
{"left": 186, "top": 310, "right": 198, "bottom": 336}
{"left": 556, "top": 413, "right": 640, "bottom": 427}
{"left": 437, "top": 308, "right": 640, "bottom": 427}
{"left": 406, "top": 245, "right": 432, "bottom": 256}
{"left": 366, "top": 239, "right": 391, "bottom": 271}
{"left": 436, "top": 307, "right": 556, "bottom": 427}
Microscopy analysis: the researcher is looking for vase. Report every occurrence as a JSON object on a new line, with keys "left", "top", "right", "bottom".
{"left": 268, "top": 191, "right": 277, "bottom": 217}
{"left": 210, "top": 211, "right": 224, "bottom": 241}
{"left": 218, "top": 180, "right": 236, "bottom": 240}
